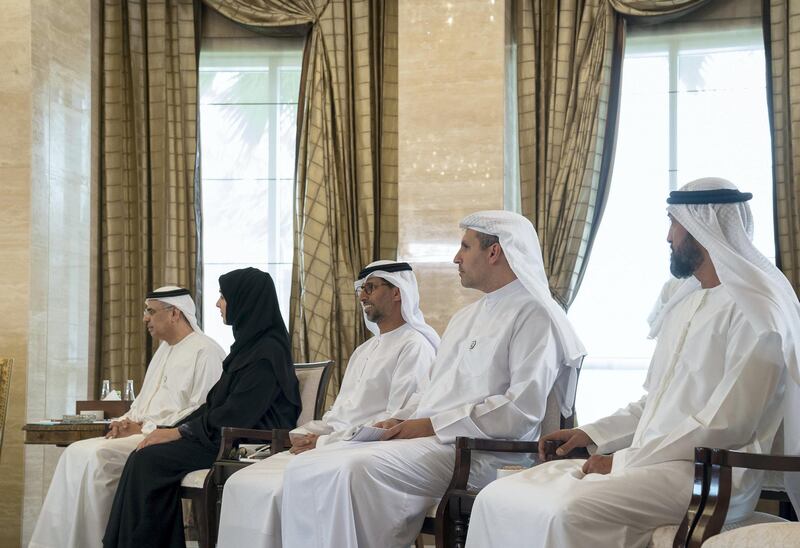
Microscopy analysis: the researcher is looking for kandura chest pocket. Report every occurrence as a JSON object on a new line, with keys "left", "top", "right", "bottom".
{"left": 460, "top": 336, "right": 501, "bottom": 377}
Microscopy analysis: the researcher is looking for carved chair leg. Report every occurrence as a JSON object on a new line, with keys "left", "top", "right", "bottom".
{"left": 192, "top": 491, "right": 209, "bottom": 548}
{"left": 779, "top": 500, "right": 798, "bottom": 521}
{"left": 205, "top": 475, "right": 220, "bottom": 548}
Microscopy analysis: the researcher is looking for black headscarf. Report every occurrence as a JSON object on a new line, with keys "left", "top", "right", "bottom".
{"left": 219, "top": 267, "right": 300, "bottom": 406}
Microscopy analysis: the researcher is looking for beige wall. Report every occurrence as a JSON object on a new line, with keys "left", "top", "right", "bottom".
{"left": 0, "top": 1, "right": 93, "bottom": 545}
{"left": 398, "top": 0, "right": 507, "bottom": 333}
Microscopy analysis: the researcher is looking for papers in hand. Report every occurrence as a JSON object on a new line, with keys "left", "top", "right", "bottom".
{"left": 345, "top": 425, "right": 387, "bottom": 442}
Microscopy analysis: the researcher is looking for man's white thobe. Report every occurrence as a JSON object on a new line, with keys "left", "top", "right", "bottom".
{"left": 466, "top": 286, "right": 787, "bottom": 548}
{"left": 216, "top": 322, "right": 435, "bottom": 548}
{"left": 29, "top": 332, "right": 225, "bottom": 548}
{"left": 280, "top": 280, "right": 567, "bottom": 548}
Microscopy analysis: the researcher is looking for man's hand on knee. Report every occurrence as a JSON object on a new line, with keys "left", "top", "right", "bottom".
{"left": 538, "top": 428, "right": 594, "bottom": 461}
{"left": 582, "top": 454, "right": 612, "bottom": 475}
{"left": 106, "top": 421, "right": 121, "bottom": 439}
{"left": 118, "top": 419, "right": 142, "bottom": 438}
{"left": 289, "top": 433, "right": 319, "bottom": 455}
{"left": 380, "top": 418, "right": 434, "bottom": 440}
{"left": 106, "top": 419, "right": 142, "bottom": 439}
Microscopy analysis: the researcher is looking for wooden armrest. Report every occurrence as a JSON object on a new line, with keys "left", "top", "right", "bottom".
{"left": 445, "top": 437, "right": 594, "bottom": 491}
{"left": 704, "top": 447, "right": 800, "bottom": 472}
{"left": 444, "top": 437, "right": 554, "bottom": 496}
{"left": 682, "top": 447, "right": 799, "bottom": 548}
{"left": 541, "top": 441, "right": 590, "bottom": 461}
{"left": 457, "top": 438, "right": 591, "bottom": 459}
{"left": 271, "top": 428, "right": 292, "bottom": 453}
{"left": 221, "top": 427, "right": 275, "bottom": 441}
{"left": 457, "top": 437, "right": 540, "bottom": 453}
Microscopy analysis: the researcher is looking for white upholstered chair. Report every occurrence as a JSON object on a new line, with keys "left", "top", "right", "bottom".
{"left": 180, "top": 360, "right": 334, "bottom": 548}
{"left": 648, "top": 444, "right": 798, "bottom": 548}
{"left": 701, "top": 522, "right": 800, "bottom": 547}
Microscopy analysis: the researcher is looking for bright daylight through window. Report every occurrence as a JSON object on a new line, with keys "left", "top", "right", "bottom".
{"left": 199, "top": 37, "right": 303, "bottom": 350}
{"left": 569, "top": 24, "right": 775, "bottom": 424}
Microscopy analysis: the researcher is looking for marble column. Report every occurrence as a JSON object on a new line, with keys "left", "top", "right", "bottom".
{"left": 398, "top": 0, "right": 507, "bottom": 333}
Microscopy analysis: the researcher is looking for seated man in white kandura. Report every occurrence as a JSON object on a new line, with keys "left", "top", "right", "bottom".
{"left": 466, "top": 177, "right": 798, "bottom": 548}
{"left": 29, "top": 286, "right": 225, "bottom": 548}
{"left": 279, "top": 211, "right": 586, "bottom": 548}
{"left": 215, "top": 260, "right": 439, "bottom": 547}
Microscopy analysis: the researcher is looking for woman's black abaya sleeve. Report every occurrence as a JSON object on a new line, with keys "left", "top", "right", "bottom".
{"left": 179, "top": 359, "right": 282, "bottom": 450}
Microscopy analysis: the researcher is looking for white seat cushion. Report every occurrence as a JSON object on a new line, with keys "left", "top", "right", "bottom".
{"left": 648, "top": 511, "right": 787, "bottom": 547}
{"left": 181, "top": 468, "right": 210, "bottom": 489}
{"left": 426, "top": 502, "right": 439, "bottom": 518}
{"left": 703, "top": 522, "right": 800, "bottom": 547}
{"left": 649, "top": 525, "right": 678, "bottom": 547}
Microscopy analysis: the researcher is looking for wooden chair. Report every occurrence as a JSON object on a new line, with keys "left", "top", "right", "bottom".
{"left": 675, "top": 447, "right": 799, "bottom": 547}
{"left": 644, "top": 447, "right": 715, "bottom": 548}
{"left": 180, "top": 360, "right": 334, "bottom": 548}
{"left": 425, "top": 388, "right": 582, "bottom": 548}
{"left": 0, "top": 358, "right": 13, "bottom": 461}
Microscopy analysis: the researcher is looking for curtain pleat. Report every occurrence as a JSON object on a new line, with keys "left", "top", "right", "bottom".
{"left": 609, "top": 0, "right": 711, "bottom": 19}
{"left": 99, "top": 0, "right": 199, "bottom": 390}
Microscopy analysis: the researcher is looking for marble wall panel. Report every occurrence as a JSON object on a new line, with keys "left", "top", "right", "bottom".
{"left": 0, "top": 0, "right": 33, "bottom": 544}
{"left": 15, "top": 1, "right": 93, "bottom": 545}
{"left": 398, "top": 0, "right": 506, "bottom": 334}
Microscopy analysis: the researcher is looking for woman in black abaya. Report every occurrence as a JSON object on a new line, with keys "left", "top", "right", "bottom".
{"left": 103, "top": 267, "right": 300, "bottom": 548}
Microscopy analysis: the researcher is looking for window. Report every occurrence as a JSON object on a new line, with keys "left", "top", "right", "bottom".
{"left": 569, "top": 24, "right": 775, "bottom": 424}
{"left": 199, "top": 36, "right": 303, "bottom": 350}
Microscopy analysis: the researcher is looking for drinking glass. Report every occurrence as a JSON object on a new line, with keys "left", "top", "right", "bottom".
{"left": 100, "top": 379, "right": 111, "bottom": 400}
{"left": 123, "top": 379, "right": 136, "bottom": 401}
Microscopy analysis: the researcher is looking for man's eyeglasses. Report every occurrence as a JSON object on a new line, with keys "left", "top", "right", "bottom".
{"left": 356, "top": 282, "right": 391, "bottom": 297}
{"left": 143, "top": 305, "right": 175, "bottom": 317}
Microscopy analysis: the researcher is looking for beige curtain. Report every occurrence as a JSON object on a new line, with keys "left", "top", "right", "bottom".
{"left": 99, "top": 0, "right": 200, "bottom": 390}
{"left": 516, "top": 0, "right": 619, "bottom": 308}
{"left": 764, "top": 0, "right": 800, "bottom": 292}
{"left": 516, "top": 0, "right": 711, "bottom": 308}
{"left": 204, "top": 0, "right": 398, "bottom": 399}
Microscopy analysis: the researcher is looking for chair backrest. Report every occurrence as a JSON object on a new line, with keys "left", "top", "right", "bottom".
{"left": 762, "top": 422, "right": 785, "bottom": 491}
{"left": 0, "top": 358, "right": 13, "bottom": 460}
{"left": 541, "top": 390, "right": 563, "bottom": 436}
{"left": 294, "top": 360, "right": 334, "bottom": 426}
{"left": 541, "top": 360, "right": 582, "bottom": 435}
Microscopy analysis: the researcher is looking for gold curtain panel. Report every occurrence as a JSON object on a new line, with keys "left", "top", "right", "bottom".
{"left": 100, "top": 0, "right": 199, "bottom": 387}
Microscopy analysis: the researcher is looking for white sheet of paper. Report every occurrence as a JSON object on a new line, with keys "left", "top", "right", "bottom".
{"left": 347, "top": 425, "right": 387, "bottom": 442}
